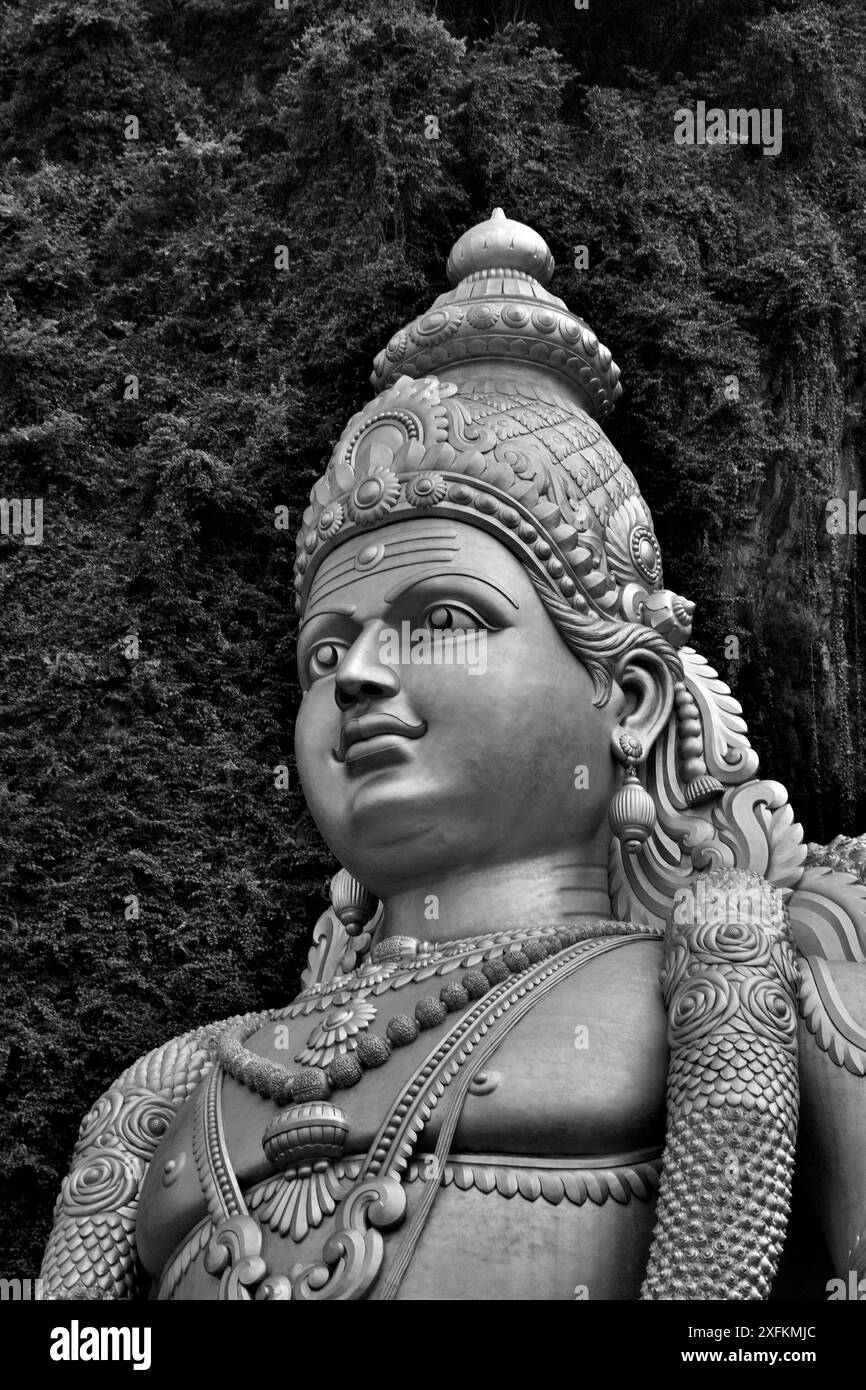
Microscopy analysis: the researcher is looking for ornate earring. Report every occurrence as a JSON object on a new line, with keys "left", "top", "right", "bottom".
{"left": 329, "top": 868, "right": 377, "bottom": 936}
{"left": 609, "top": 733, "right": 656, "bottom": 853}
{"left": 329, "top": 868, "right": 379, "bottom": 969}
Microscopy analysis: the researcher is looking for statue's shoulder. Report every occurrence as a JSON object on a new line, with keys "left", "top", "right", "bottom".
{"left": 798, "top": 952, "right": 866, "bottom": 1080}
{"left": 787, "top": 835, "right": 866, "bottom": 1081}
{"left": 40, "top": 1008, "right": 268, "bottom": 1300}
{"left": 786, "top": 835, "right": 866, "bottom": 961}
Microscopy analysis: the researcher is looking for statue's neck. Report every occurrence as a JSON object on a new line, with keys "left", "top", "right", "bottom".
{"left": 377, "top": 847, "right": 614, "bottom": 946}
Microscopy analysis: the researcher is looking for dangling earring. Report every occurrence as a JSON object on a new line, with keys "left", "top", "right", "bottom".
{"left": 329, "top": 868, "right": 377, "bottom": 936}
{"left": 329, "top": 868, "right": 380, "bottom": 969}
{"left": 609, "top": 733, "right": 656, "bottom": 853}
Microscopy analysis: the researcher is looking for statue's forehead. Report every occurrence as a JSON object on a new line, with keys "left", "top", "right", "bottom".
{"left": 302, "top": 518, "right": 521, "bottom": 619}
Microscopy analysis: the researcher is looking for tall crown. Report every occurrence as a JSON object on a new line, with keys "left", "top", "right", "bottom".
{"left": 295, "top": 210, "right": 694, "bottom": 649}
{"left": 370, "top": 208, "right": 622, "bottom": 420}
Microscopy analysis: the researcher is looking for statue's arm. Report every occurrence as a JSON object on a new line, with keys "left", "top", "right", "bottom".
{"left": 797, "top": 955, "right": 866, "bottom": 1286}
{"left": 642, "top": 870, "right": 800, "bottom": 1300}
{"left": 39, "top": 1012, "right": 261, "bottom": 1300}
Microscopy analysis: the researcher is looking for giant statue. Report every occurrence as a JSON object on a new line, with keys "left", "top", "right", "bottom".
{"left": 41, "top": 211, "right": 866, "bottom": 1301}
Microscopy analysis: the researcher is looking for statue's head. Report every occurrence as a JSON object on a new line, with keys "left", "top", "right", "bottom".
{"left": 293, "top": 211, "right": 765, "bottom": 923}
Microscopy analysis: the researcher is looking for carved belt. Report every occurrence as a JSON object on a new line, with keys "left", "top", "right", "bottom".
{"left": 191, "top": 933, "right": 652, "bottom": 1301}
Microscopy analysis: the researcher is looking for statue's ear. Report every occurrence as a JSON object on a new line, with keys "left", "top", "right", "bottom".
{"left": 610, "top": 648, "right": 676, "bottom": 759}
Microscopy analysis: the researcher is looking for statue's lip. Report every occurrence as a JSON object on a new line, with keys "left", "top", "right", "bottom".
{"left": 334, "top": 713, "right": 427, "bottom": 762}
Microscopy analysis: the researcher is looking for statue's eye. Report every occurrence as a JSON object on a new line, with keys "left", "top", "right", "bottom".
{"left": 423, "top": 603, "right": 484, "bottom": 633}
{"left": 308, "top": 641, "right": 345, "bottom": 681}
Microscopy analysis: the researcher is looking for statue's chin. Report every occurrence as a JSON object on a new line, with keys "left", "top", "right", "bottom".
{"left": 308, "top": 765, "right": 448, "bottom": 863}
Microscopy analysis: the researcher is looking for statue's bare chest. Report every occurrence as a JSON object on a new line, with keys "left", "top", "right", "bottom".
{"left": 137, "top": 935, "right": 669, "bottom": 1284}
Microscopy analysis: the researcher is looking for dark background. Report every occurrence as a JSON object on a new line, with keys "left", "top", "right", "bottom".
{"left": 0, "top": 0, "right": 863, "bottom": 1277}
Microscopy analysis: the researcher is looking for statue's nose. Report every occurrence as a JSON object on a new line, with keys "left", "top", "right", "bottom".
{"left": 334, "top": 624, "right": 400, "bottom": 710}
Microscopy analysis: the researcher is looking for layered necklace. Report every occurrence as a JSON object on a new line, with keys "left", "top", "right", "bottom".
{"left": 212, "top": 919, "right": 649, "bottom": 1118}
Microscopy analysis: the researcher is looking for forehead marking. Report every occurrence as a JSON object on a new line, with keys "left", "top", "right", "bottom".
{"left": 308, "top": 535, "right": 460, "bottom": 608}
{"left": 310, "top": 528, "right": 460, "bottom": 585}
{"left": 312, "top": 552, "right": 458, "bottom": 605}
{"left": 355, "top": 542, "right": 385, "bottom": 571}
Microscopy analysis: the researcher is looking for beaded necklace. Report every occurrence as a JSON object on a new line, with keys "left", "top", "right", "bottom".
{"left": 211, "top": 919, "right": 648, "bottom": 1110}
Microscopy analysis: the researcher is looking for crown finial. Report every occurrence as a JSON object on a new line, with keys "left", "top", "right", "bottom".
{"left": 445, "top": 208, "right": 555, "bottom": 287}
{"left": 370, "top": 210, "right": 622, "bottom": 421}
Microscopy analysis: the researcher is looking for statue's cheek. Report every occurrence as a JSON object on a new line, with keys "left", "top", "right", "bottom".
{"left": 294, "top": 704, "right": 339, "bottom": 796}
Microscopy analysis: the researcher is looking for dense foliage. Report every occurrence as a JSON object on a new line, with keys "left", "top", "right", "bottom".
{"left": 1, "top": 0, "right": 863, "bottom": 1275}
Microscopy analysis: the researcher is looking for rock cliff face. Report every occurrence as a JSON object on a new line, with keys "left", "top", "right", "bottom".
{"left": 697, "top": 357, "right": 864, "bottom": 842}
{"left": 0, "top": 0, "right": 863, "bottom": 1276}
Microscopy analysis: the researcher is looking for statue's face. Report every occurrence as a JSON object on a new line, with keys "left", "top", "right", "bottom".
{"left": 295, "top": 518, "right": 629, "bottom": 896}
